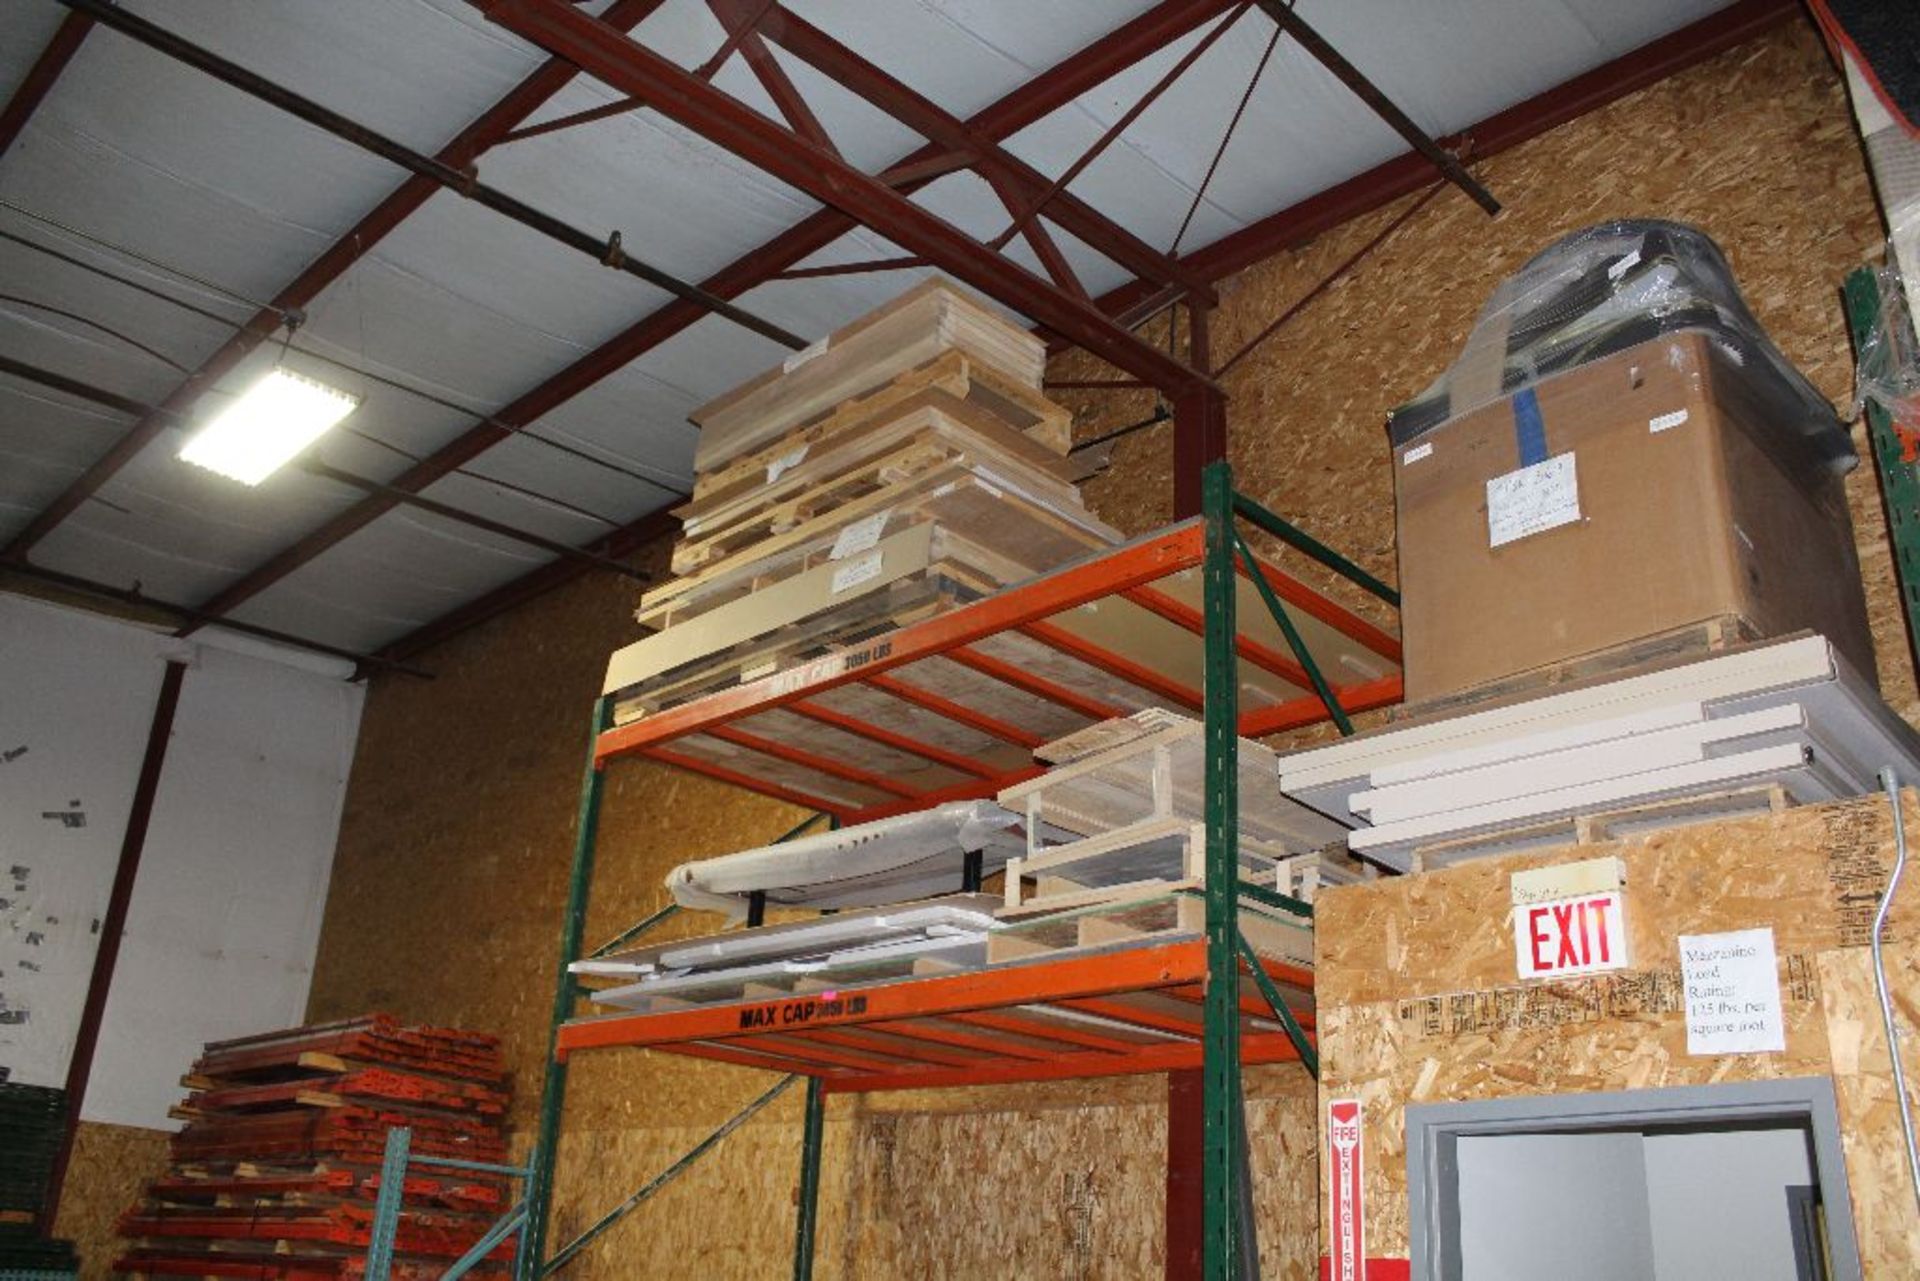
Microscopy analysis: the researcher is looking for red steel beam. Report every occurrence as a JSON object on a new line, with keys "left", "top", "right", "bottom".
{"left": 1238, "top": 673, "right": 1402, "bottom": 738}
{"left": 1017, "top": 619, "right": 1205, "bottom": 712}
{"left": 642, "top": 745, "right": 858, "bottom": 820}
{"left": 184, "top": 0, "right": 1231, "bottom": 649}
{"left": 817, "top": 1032, "right": 1300, "bottom": 1094}
{"left": 993, "top": 3, "right": 1251, "bottom": 255}
{"left": 1240, "top": 558, "right": 1402, "bottom": 661}
{"left": 0, "top": 11, "right": 91, "bottom": 158}
{"left": 842, "top": 770, "right": 1033, "bottom": 826}
{"left": 703, "top": 724, "right": 922, "bottom": 799}
{"left": 472, "top": 0, "right": 1211, "bottom": 398}
{"left": 799, "top": 1026, "right": 981, "bottom": 1069}
{"left": 1121, "top": 585, "right": 1313, "bottom": 690}
{"left": 1058, "top": 996, "right": 1204, "bottom": 1039}
{"left": 881, "top": 1018, "right": 1060, "bottom": 1063}
{"left": 42, "top": 659, "right": 186, "bottom": 1228}
{"left": 946, "top": 646, "right": 1125, "bottom": 722}
{"left": 1095, "top": 0, "right": 1800, "bottom": 324}
{"left": 374, "top": 508, "right": 676, "bottom": 667}
{"left": 985, "top": 165, "right": 1088, "bottom": 300}
{"left": 861, "top": 674, "right": 1045, "bottom": 750}
{"left": 1251, "top": 0, "right": 1497, "bottom": 215}
{"left": 556, "top": 937, "right": 1208, "bottom": 1058}
{"left": 740, "top": 1033, "right": 906, "bottom": 1074}
{"left": 706, "top": 0, "right": 840, "bottom": 154}
{"left": 785, "top": 700, "right": 1001, "bottom": 780}
{"left": 731, "top": 0, "right": 1213, "bottom": 304}
{"left": 773, "top": 255, "right": 926, "bottom": 281}
{"left": 946, "top": 1010, "right": 1144, "bottom": 1056}
{"left": 2, "top": 0, "right": 668, "bottom": 564}
{"left": 597, "top": 523, "right": 1202, "bottom": 762}
{"left": 354, "top": 0, "right": 1238, "bottom": 667}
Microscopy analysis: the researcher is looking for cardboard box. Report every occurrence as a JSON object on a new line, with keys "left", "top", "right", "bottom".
{"left": 1393, "top": 333, "right": 1874, "bottom": 703}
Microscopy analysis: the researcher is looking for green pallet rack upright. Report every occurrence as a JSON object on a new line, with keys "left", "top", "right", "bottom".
{"left": 505, "top": 460, "right": 1392, "bottom": 1280}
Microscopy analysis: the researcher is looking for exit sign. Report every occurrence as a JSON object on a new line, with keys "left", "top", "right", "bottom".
{"left": 1513, "top": 891, "right": 1629, "bottom": 979}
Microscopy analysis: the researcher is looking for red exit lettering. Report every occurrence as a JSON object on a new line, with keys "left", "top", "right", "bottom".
{"left": 1515, "top": 891, "right": 1627, "bottom": 979}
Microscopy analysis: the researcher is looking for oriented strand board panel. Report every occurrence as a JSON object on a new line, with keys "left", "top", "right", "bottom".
{"left": 1051, "top": 16, "right": 1912, "bottom": 750}
{"left": 52, "top": 1121, "right": 171, "bottom": 1281}
{"left": 303, "top": 19, "right": 1900, "bottom": 1280}
{"left": 1311, "top": 791, "right": 1920, "bottom": 1270}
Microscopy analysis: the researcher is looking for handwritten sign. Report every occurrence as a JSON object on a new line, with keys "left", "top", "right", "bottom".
{"left": 829, "top": 509, "right": 890, "bottom": 560}
{"left": 1487, "top": 452, "right": 1580, "bottom": 548}
{"left": 1680, "top": 928, "right": 1784, "bottom": 1055}
{"left": 1511, "top": 856, "right": 1623, "bottom": 907}
{"left": 829, "top": 550, "right": 884, "bottom": 595}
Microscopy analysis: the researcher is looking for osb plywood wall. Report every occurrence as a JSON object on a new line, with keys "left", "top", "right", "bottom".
{"left": 53, "top": 1123, "right": 170, "bottom": 1281}
{"left": 64, "top": 14, "right": 1878, "bottom": 1281}
{"left": 1313, "top": 792, "right": 1920, "bottom": 1274}
{"left": 1055, "top": 15, "right": 1908, "bottom": 746}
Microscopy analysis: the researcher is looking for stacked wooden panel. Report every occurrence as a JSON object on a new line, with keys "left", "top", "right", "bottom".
{"left": 113, "top": 1018, "right": 511, "bottom": 1281}
{"left": 606, "top": 279, "right": 1118, "bottom": 723}
{"left": 0, "top": 1083, "right": 78, "bottom": 1277}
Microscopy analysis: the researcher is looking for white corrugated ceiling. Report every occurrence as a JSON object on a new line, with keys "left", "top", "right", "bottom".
{"left": 0, "top": 0, "right": 1731, "bottom": 657}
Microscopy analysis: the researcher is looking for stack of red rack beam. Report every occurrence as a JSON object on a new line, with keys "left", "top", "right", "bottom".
{"left": 114, "top": 1016, "right": 513, "bottom": 1281}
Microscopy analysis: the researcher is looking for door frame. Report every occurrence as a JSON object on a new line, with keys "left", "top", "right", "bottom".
{"left": 1404, "top": 1077, "right": 1862, "bottom": 1280}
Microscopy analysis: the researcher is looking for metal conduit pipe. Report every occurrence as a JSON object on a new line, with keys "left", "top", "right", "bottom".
{"left": 1875, "top": 768, "right": 1920, "bottom": 1219}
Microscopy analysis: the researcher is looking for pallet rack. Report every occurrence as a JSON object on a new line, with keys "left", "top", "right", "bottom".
{"left": 514, "top": 462, "right": 1401, "bottom": 1280}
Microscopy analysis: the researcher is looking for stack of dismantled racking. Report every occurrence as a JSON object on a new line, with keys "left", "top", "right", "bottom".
{"left": 0, "top": 1082, "right": 79, "bottom": 1278}
{"left": 605, "top": 277, "right": 1120, "bottom": 725}
{"left": 114, "top": 1017, "right": 512, "bottom": 1281}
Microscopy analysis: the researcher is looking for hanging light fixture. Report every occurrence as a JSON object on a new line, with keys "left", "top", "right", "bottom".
{"left": 178, "top": 367, "right": 360, "bottom": 485}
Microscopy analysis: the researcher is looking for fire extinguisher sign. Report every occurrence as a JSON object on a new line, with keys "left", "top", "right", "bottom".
{"left": 1327, "top": 1097, "right": 1366, "bottom": 1281}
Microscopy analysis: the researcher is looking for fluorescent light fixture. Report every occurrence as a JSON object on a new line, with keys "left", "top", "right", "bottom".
{"left": 179, "top": 368, "right": 360, "bottom": 485}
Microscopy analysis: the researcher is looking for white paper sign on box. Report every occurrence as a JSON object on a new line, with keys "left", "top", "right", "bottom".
{"left": 1680, "top": 927, "right": 1784, "bottom": 1055}
{"left": 829, "top": 509, "right": 890, "bottom": 560}
{"left": 830, "top": 549, "right": 885, "bottom": 595}
{"left": 1487, "top": 452, "right": 1581, "bottom": 548}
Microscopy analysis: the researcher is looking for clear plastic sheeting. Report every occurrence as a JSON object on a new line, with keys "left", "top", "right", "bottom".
{"left": 661, "top": 800, "right": 1024, "bottom": 919}
{"left": 1854, "top": 254, "right": 1920, "bottom": 433}
{"left": 1390, "top": 220, "right": 1857, "bottom": 473}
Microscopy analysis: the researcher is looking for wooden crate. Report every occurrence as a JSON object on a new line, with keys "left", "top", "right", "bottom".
{"left": 691, "top": 279, "right": 1050, "bottom": 472}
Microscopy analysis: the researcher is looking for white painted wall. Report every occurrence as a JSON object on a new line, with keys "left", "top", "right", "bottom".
{"left": 0, "top": 595, "right": 364, "bottom": 1129}
{"left": 0, "top": 600, "right": 167, "bottom": 1089}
